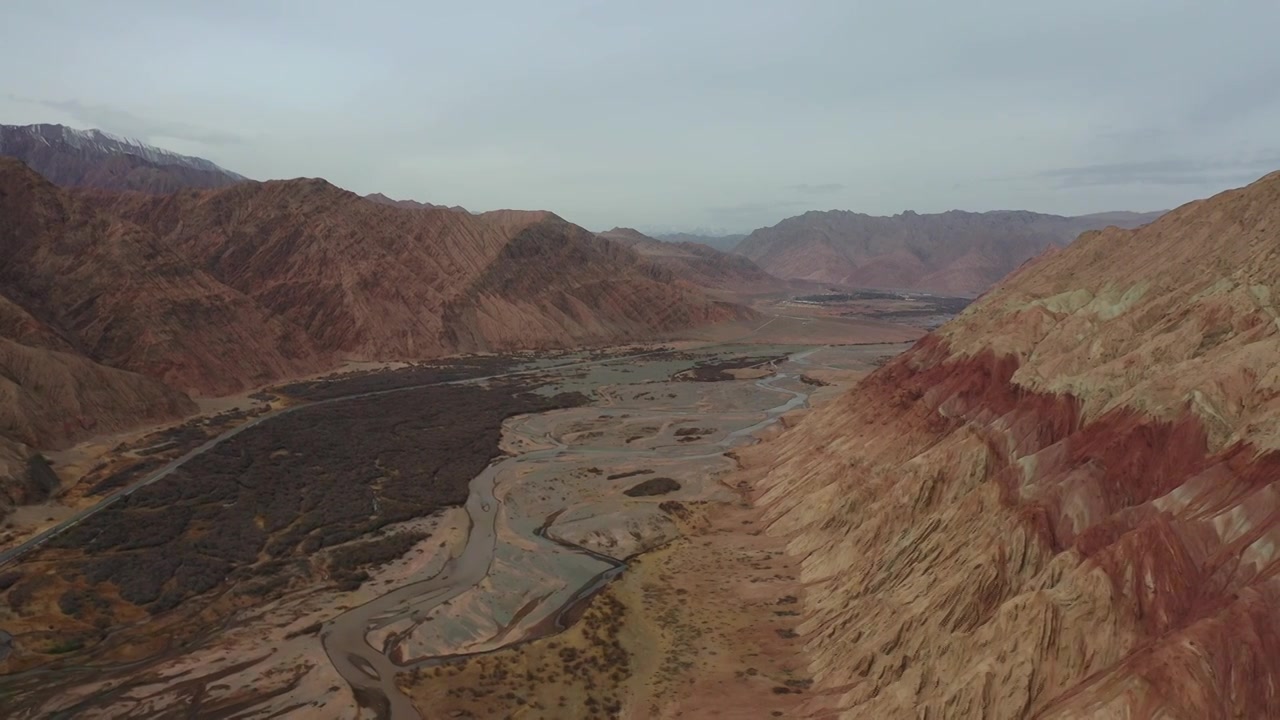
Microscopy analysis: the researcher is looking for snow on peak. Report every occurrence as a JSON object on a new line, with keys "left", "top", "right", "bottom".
{"left": 3, "top": 123, "right": 245, "bottom": 180}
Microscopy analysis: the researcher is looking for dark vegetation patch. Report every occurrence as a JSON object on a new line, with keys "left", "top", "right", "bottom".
{"left": 87, "top": 407, "right": 274, "bottom": 497}
{"left": 675, "top": 355, "right": 786, "bottom": 382}
{"left": 86, "top": 458, "right": 165, "bottom": 496}
{"left": 605, "top": 469, "right": 653, "bottom": 481}
{"left": 326, "top": 530, "right": 429, "bottom": 589}
{"left": 4, "top": 455, "right": 61, "bottom": 509}
{"left": 277, "top": 355, "right": 524, "bottom": 401}
{"left": 795, "top": 289, "right": 971, "bottom": 315}
{"left": 40, "top": 382, "right": 587, "bottom": 615}
{"left": 24, "top": 455, "right": 59, "bottom": 498}
{"left": 799, "top": 375, "right": 830, "bottom": 387}
{"left": 673, "top": 427, "right": 713, "bottom": 437}
{"left": 115, "top": 406, "right": 268, "bottom": 457}
{"left": 795, "top": 289, "right": 970, "bottom": 329}
{"left": 624, "top": 477, "right": 681, "bottom": 497}
{"left": 658, "top": 500, "right": 688, "bottom": 518}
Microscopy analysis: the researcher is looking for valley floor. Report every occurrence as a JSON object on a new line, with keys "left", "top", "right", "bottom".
{"left": 0, "top": 313, "right": 914, "bottom": 719}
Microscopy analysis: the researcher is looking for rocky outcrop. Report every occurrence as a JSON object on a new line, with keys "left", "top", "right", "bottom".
{"left": 598, "top": 227, "right": 786, "bottom": 294}
{"left": 736, "top": 208, "right": 1164, "bottom": 295}
{"left": 0, "top": 123, "right": 245, "bottom": 194}
{"left": 749, "top": 170, "right": 1280, "bottom": 718}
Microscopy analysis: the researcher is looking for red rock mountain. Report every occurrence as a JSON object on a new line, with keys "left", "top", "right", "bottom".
{"left": 597, "top": 227, "right": 786, "bottom": 294}
{"left": 736, "top": 208, "right": 1164, "bottom": 295}
{"left": 0, "top": 157, "right": 748, "bottom": 399}
{"left": 0, "top": 288, "right": 194, "bottom": 517}
{"left": 748, "top": 170, "right": 1280, "bottom": 717}
{"left": 365, "top": 192, "right": 467, "bottom": 213}
{"left": 0, "top": 123, "right": 245, "bottom": 194}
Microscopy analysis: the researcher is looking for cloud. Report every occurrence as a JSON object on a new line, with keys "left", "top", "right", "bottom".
{"left": 1040, "top": 151, "right": 1280, "bottom": 188}
{"left": 787, "top": 182, "right": 845, "bottom": 195}
{"left": 30, "top": 97, "right": 244, "bottom": 145}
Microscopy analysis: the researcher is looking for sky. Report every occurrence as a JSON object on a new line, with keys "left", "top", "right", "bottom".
{"left": 3, "top": 1, "right": 1279, "bottom": 233}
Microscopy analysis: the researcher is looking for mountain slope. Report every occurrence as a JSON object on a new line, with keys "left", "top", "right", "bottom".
{"left": 0, "top": 123, "right": 245, "bottom": 194}
{"left": 748, "top": 171, "right": 1280, "bottom": 718}
{"left": 0, "top": 158, "right": 748, "bottom": 397}
{"left": 655, "top": 232, "right": 747, "bottom": 252}
{"left": 0, "top": 159, "right": 324, "bottom": 396}
{"left": 597, "top": 227, "right": 786, "bottom": 294}
{"left": 737, "top": 209, "right": 1165, "bottom": 295}
{"left": 0, "top": 300, "right": 195, "bottom": 519}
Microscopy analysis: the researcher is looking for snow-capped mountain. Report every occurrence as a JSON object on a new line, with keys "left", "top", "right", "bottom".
{"left": 0, "top": 122, "right": 246, "bottom": 193}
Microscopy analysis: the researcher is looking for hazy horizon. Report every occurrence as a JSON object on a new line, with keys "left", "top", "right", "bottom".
{"left": 3, "top": 1, "right": 1277, "bottom": 233}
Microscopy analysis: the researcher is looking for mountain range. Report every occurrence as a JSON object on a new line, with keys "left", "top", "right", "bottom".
{"left": 1, "top": 158, "right": 747, "bottom": 398}
{"left": 0, "top": 123, "right": 245, "bottom": 194}
{"left": 736, "top": 208, "right": 1166, "bottom": 295}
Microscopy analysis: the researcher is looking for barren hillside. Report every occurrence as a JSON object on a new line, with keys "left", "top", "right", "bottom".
{"left": 598, "top": 227, "right": 786, "bottom": 294}
{"left": 747, "top": 171, "right": 1280, "bottom": 718}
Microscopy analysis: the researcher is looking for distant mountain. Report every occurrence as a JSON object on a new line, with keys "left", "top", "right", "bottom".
{"left": 365, "top": 192, "right": 467, "bottom": 213}
{"left": 0, "top": 123, "right": 245, "bottom": 193}
{"left": 597, "top": 228, "right": 785, "bottom": 294}
{"left": 655, "top": 232, "right": 747, "bottom": 252}
{"left": 736, "top": 209, "right": 1166, "bottom": 295}
{"left": 1075, "top": 210, "right": 1168, "bottom": 225}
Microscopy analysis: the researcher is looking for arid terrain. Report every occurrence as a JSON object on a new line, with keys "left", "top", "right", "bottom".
{"left": 2, "top": 59, "right": 1274, "bottom": 719}
{"left": 0, "top": 309, "right": 916, "bottom": 719}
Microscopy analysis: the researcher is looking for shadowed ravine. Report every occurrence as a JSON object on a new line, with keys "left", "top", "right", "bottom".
{"left": 319, "top": 353, "right": 816, "bottom": 719}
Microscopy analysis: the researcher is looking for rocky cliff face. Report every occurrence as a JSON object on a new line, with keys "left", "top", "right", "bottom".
{"left": 598, "top": 227, "right": 786, "bottom": 294}
{"left": 737, "top": 208, "right": 1164, "bottom": 295}
{"left": 0, "top": 123, "right": 245, "bottom": 194}
{"left": 749, "top": 171, "right": 1280, "bottom": 718}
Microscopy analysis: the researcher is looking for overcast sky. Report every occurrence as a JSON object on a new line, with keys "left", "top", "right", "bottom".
{"left": 3, "top": 1, "right": 1278, "bottom": 233}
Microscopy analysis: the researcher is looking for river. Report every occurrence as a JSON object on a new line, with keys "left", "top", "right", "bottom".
{"left": 319, "top": 351, "right": 817, "bottom": 719}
